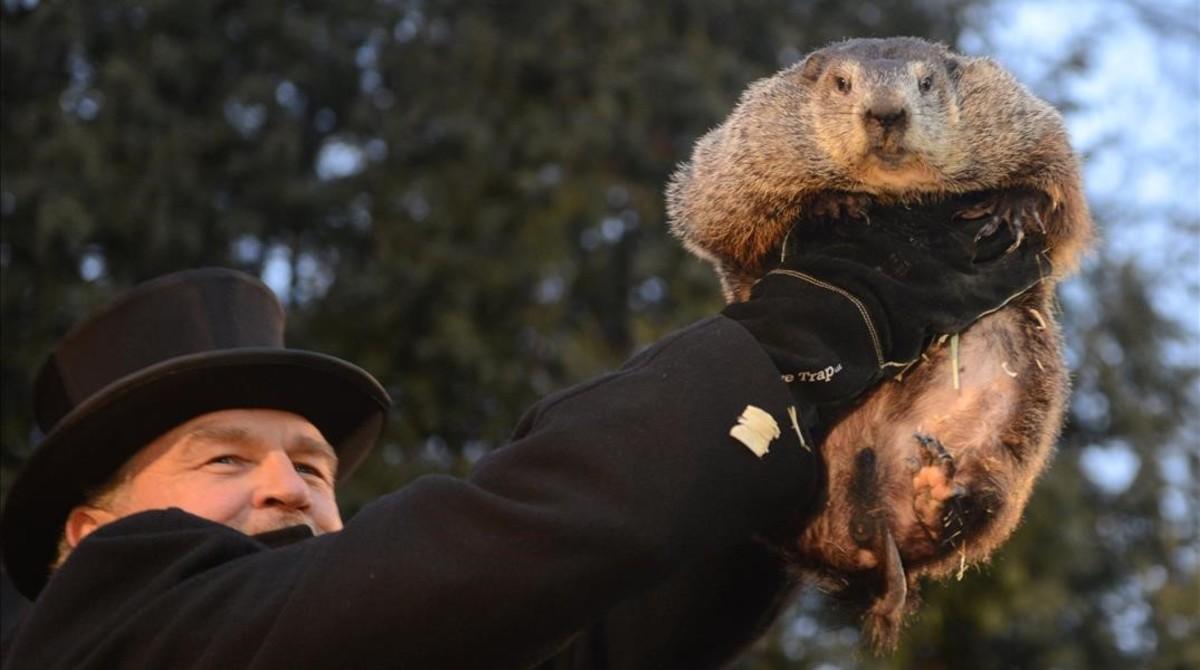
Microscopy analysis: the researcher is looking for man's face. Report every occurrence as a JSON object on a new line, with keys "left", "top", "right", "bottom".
{"left": 67, "top": 408, "right": 343, "bottom": 547}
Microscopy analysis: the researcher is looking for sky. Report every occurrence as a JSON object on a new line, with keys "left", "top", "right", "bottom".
{"left": 965, "top": 0, "right": 1200, "bottom": 496}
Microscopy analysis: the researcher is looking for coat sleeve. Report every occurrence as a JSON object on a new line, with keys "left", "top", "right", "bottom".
{"left": 9, "top": 316, "right": 821, "bottom": 670}
{"left": 542, "top": 537, "right": 797, "bottom": 669}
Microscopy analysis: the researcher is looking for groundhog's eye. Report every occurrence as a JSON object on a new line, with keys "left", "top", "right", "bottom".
{"left": 835, "top": 76, "right": 852, "bottom": 93}
{"left": 919, "top": 75, "right": 934, "bottom": 93}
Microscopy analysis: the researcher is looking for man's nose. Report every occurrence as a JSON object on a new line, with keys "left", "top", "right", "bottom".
{"left": 253, "top": 455, "right": 311, "bottom": 509}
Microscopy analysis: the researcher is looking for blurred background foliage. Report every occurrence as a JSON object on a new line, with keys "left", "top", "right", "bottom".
{"left": 1, "top": 0, "right": 1196, "bottom": 667}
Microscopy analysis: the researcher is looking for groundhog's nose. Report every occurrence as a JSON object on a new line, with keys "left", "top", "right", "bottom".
{"left": 864, "top": 104, "right": 908, "bottom": 132}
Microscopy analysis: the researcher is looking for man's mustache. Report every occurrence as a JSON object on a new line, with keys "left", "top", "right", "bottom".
{"left": 242, "top": 512, "right": 320, "bottom": 536}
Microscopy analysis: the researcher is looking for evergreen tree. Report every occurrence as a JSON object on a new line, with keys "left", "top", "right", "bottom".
{"left": 2, "top": 1, "right": 1194, "bottom": 665}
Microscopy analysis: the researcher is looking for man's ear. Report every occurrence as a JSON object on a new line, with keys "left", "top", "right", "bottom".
{"left": 64, "top": 505, "right": 120, "bottom": 550}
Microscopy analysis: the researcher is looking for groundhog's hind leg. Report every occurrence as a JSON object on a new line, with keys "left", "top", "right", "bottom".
{"left": 911, "top": 433, "right": 972, "bottom": 549}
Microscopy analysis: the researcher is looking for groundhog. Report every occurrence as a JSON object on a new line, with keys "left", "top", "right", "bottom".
{"left": 666, "top": 37, "right": 1094, "bottom": 650}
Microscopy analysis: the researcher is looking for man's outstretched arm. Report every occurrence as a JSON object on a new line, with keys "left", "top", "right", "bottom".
{"left": 8, "top": 316, "right": 818, "bottom": 670}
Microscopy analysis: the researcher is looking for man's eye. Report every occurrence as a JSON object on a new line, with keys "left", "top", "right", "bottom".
{"left": 207, "top": 455, "right": 241, "bottom": 466}
{"left": 294, "top": 463, "right": 327, "bottom": 480}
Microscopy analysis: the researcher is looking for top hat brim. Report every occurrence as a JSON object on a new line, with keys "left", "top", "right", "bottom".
{"left": 2, "top": 347, "right": 390, "bottom": 600}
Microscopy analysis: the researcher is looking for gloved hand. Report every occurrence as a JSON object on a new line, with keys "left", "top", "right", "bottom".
{"left": 722, "top": 201, "right": 1050, "bottom": 435}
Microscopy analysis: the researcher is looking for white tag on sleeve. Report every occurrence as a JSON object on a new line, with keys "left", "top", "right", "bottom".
{"left": 729, "top": 405, "right": 780, "bottom": 458}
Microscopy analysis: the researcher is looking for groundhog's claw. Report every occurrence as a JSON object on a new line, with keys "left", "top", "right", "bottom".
{"left": 978, "top": 215, "right": 1025, "bottom": 255}
{"left": 957, "top": 188, "right": 1049, "bottom": 256}
{"left": 912, "top": 433, "right": 963, "bottom": 538}
{"left": 915, "top": 433, "right": 955, "bottom": 477}
{"left": 810, "top": 192, "right": 872, "bottom": 223}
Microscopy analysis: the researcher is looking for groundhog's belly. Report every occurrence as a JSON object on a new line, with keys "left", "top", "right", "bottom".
{"left": 791, "top": 286, "right": 1065, "bottom": 584}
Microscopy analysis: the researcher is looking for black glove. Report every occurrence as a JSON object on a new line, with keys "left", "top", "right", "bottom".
{"left": 723, "top": 200, "right": 1050, "bottom": 434}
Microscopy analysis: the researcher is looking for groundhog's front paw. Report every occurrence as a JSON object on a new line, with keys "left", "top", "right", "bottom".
{"left": 809, "top": 191, "right": 872, "bottom": 223}
{"left": 910, "top": 433, "right": 967, "bottom": 547}
{"left": 718, "top": 265, "right": 759, "bottom": 303}
{"left": 955, "top": 188, "right": 1050, "bottom": 257}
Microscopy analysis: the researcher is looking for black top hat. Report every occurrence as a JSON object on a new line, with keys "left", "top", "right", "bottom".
{"left": 2, "top": 268, "right": 391, "bottom": 599}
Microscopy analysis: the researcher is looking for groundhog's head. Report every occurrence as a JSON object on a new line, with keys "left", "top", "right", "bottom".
{"left": 666, "top": 37, "right": 975, "bottom": 285}
{"left": 791, "top": 37, "right": 968, "bottom": 194}
{"left": 667, "top": 35, "right": 1084, "bottom": 300}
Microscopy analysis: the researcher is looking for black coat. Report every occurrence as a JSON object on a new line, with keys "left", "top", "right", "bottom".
{"left": 3, "top": 317, "right": 821, "bottom": 669}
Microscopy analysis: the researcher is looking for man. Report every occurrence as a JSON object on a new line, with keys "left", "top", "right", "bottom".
{"left": 1, "top": 216, "right": 1045, "bottom": 668}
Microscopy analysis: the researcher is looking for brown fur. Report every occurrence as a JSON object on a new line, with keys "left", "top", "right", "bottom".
{"left": 666, "top": 37, "right": 1093, "bottom": 650}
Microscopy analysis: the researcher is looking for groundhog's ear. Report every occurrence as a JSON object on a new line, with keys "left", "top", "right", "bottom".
{"left": 800, "top": 52, "right": 829, "bottom": 82}
{"left": 944, "top": 55, "right": 965, "bottom": 82}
